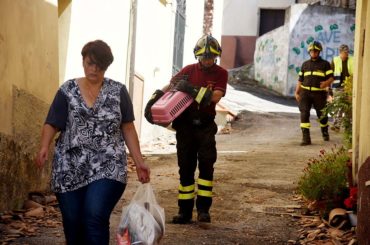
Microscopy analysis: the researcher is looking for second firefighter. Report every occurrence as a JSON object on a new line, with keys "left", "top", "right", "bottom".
{"left": 294, "top": 40, "right": 334, "bottom": 146}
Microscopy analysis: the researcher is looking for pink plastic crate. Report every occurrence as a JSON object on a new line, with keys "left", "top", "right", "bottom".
{"left": 151, "top": 91, "right": 193, "bottom": 125}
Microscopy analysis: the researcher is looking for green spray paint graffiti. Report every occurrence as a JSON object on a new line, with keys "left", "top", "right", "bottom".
{"left": 292, "top": 47, "right": 300, "bottom": 55}
{"left": 315, "top": 25, "right": 323, "bottom": 32}
{"left": 290, "top": 23, "right": 344, "bottom": 70}
{"left": 250, "top": 7, "right": 356, "bottom": 97}
{"left": 306, "top": 36, "right": 314, "bottom": 44}
{"left": 350, "top": 24, "right": 355, "bottom": 32}
{"left": 330, "top": 24, "right": 338, "bottom": 31}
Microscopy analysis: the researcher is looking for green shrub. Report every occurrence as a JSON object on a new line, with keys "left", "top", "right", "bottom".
{"left": 323, "top": 76, "right": 353, "bottom": 148}
{"left": 297, "top": 147, "right": 349, "bottom": 202}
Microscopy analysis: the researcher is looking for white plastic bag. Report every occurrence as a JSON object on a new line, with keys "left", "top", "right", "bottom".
{"left": 117, "top": 183, "right": 165, "bottom": 245}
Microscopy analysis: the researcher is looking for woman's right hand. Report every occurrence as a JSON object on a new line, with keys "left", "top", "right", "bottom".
{"left": 35, "top": 147, "right": 49, "bottom": 168}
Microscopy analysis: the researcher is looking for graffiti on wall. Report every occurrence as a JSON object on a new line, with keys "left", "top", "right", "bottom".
{"left": 253, "top": 5, "right": 355, "bottom": 97}
{"left": 254, "top": 25, "right": 289, "bottom": 95}
{"left": 287, "top": 6, "right": 355, "bottom": 96}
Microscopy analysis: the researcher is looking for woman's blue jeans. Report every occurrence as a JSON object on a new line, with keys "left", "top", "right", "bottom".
{"left": 55, "top": 178, "right": 126, "bottom": 245}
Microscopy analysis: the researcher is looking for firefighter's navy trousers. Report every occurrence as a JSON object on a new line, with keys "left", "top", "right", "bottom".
{"left": 299, "top": 89, "right": 328, "bottom": 128}
{"left": 173, "top": 120, "right": 218, "bottom": 216}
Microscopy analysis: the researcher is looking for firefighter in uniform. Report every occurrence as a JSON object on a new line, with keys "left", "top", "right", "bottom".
{"left": 144, "top": 35, "right": 228, "bottom": 223}
{"left": 330, "top": 44, "right": 354, "bottom": 131}
{"left": 294, "top": 41, "right": 334, "bottom": 145}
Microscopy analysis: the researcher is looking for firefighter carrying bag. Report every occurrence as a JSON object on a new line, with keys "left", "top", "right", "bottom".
{"left": 117, "top": 183, "right": 165, "bottom": 245}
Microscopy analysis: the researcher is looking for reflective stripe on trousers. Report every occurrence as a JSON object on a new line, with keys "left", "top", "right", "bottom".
{"left": 298, "top": 90, "right": 328, "bottom": 128}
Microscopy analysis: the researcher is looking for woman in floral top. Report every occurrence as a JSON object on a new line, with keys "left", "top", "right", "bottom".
{"left": 36, "top": 40, "right": 150, "bottom": 245}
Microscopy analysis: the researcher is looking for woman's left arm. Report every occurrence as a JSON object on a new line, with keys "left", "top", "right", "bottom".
{"left": 121, "top": 122, "right": 150, "bottom": 183}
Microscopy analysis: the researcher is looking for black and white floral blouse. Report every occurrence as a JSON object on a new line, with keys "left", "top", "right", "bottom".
{"left": 45, "top": 78, "right": 134, "bottom": 193}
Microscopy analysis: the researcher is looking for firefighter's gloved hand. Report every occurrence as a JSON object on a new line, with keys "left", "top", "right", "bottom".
{"left": 144, "top": 89, "right": 164, "bottom": 124}
{"left": 173, "top": 80, "right": 213, "bottom": 106}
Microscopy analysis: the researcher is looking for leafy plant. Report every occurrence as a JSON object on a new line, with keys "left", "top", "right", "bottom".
{"left": 297, "top": 147, "right": 349, "bottom": 202}
{"left": 323, "top": 76, "right": 353, "bottom": 148}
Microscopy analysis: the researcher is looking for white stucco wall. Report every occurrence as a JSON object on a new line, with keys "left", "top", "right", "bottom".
{"left": 222, "top": 0, "right": 295, "bottom": 36}
{"left": 254, "top": 4, "right": 355, "bottom": 96}
{"left": 60, "top": 0, "right": 130, "bottom": 84}
{"left": 135, "top": 1, "right": 177, "bottom": 142}
{"left": 59, "top": 0, "right": 223, "bottom": 143}
{"left": 138, "top": 1, "right": 219, "bottom": 143}
{"left": 183, "top": 0, "right": 223, "bottom": 65}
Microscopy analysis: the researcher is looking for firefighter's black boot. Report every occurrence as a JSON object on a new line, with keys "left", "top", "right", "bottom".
{"left": 172, "top": 200, "right": 193, "bottom": 224}
{"left": 172, "top": 210, "right": 192, "bottom": 224}
{"left": 301, "top": 128, "right": 311, "bottom": 146}
{"left": 321, "top": 126, "right": 330, "bottom": 141}
{"left": 197, "top": 210, "right": 211, "bottom": 223}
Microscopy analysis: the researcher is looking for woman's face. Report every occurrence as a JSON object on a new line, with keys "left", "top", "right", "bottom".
{"left": 83, "top": 55, "right": 105, "bottom": 83}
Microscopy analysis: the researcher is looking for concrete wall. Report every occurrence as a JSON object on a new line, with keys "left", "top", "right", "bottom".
{"left": 353, "top": 0, "right": 370, "bottom": 174}
{"left": 254, "top": 4, "right": 355, "bottom": 96}
{"left": 0, "top": 0, "right": 59, "bottom": 210}
{"left": 254, "top": 25, "right": 290, "bottom": 95}
{"left": 287, "top": 4, "right": 355, "bottom": 95}
{"left": 352, "top": 1, "right": 370, "bottom": 241}
{"left": 297, "top": 0, "right": 356, "bottom": 9}
{"left": 221, "top": 0, "right": 295, "bottom": 69}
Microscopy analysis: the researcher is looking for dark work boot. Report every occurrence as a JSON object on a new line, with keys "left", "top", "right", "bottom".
{"left": 321, "top": 126, "right": 330, "bottom": 141}
{"left": 197, "top": 210, "right": 211, "bottom": 223}
{"left": 300, "top": 128, "right": 311, "bottom": 146}
{"left": 172, "top": 212, "right": 192, "bottom": 224}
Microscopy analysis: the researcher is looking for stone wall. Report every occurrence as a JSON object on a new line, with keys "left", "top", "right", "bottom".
{"left": 0, "top": 87, "right": 52, "bottom": 211}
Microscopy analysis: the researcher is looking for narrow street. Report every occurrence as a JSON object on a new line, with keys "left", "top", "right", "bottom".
{"left": 136, "top": 110, "right": 342, "bottom": 244}
{"left": 13, "top": 105, "right": 342, "bottom": 244}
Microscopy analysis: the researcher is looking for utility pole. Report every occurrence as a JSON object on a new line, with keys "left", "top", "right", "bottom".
{"left": 126, "top": 0, "right": 137, "bottom": 98}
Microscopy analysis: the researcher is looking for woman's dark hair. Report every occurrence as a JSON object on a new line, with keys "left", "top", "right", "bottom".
{"left": 81, "top": 40, "right": 114, "bottom": 71}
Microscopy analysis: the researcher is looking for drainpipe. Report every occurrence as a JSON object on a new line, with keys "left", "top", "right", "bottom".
{"left": 126, "top": 0, "right": 137, "bottom": 98}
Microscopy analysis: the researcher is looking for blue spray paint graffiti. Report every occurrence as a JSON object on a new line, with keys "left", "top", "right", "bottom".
{"left": 254, "top": 5, "right": 355, "bottom": 96}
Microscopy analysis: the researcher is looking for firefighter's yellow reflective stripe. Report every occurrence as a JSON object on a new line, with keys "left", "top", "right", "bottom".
{"left": 326, "top": 70, "right": 333, "bottom": 75}
{"left": 314, "top": 45, "right": 321, "bottom": 51}
{"left": 303, "top": 71, "right": 325, "bottom": 77}
{"left": 320, "top": 122, "right": 329, "bottom": 127}
{"left": 178, "top": 184, "right": 195, "bottom": 192}
{"left": 195, "top": 46, "right": 220, "bottom": 56}
{"left": 195, "top": 47, "right": 206, "bottom": 56}
{"left": 197, "top": 190, "right": 212, "bottom": 197}
{"left": 178, "top": 192, "right": 195, "bottom": 200}
{"left": 300, "top": 123, "right": 311, "bottom": 128}
{"left": 301, "top": 85, "right": 326, "bottom": 91}
{"left": 210, "top": 46, "right": 221, "bottom": 55}
{"left": 312, "top": 71, "right": 325, "bottom": 77}
{"left": 298, "top": 71, "right": 303, "bottom": 76}
{"left": 198, "top": 178, "right": 213, "bottom": 187}
{"left": 195, "top": 87, "right": 207, "bottom": 104}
